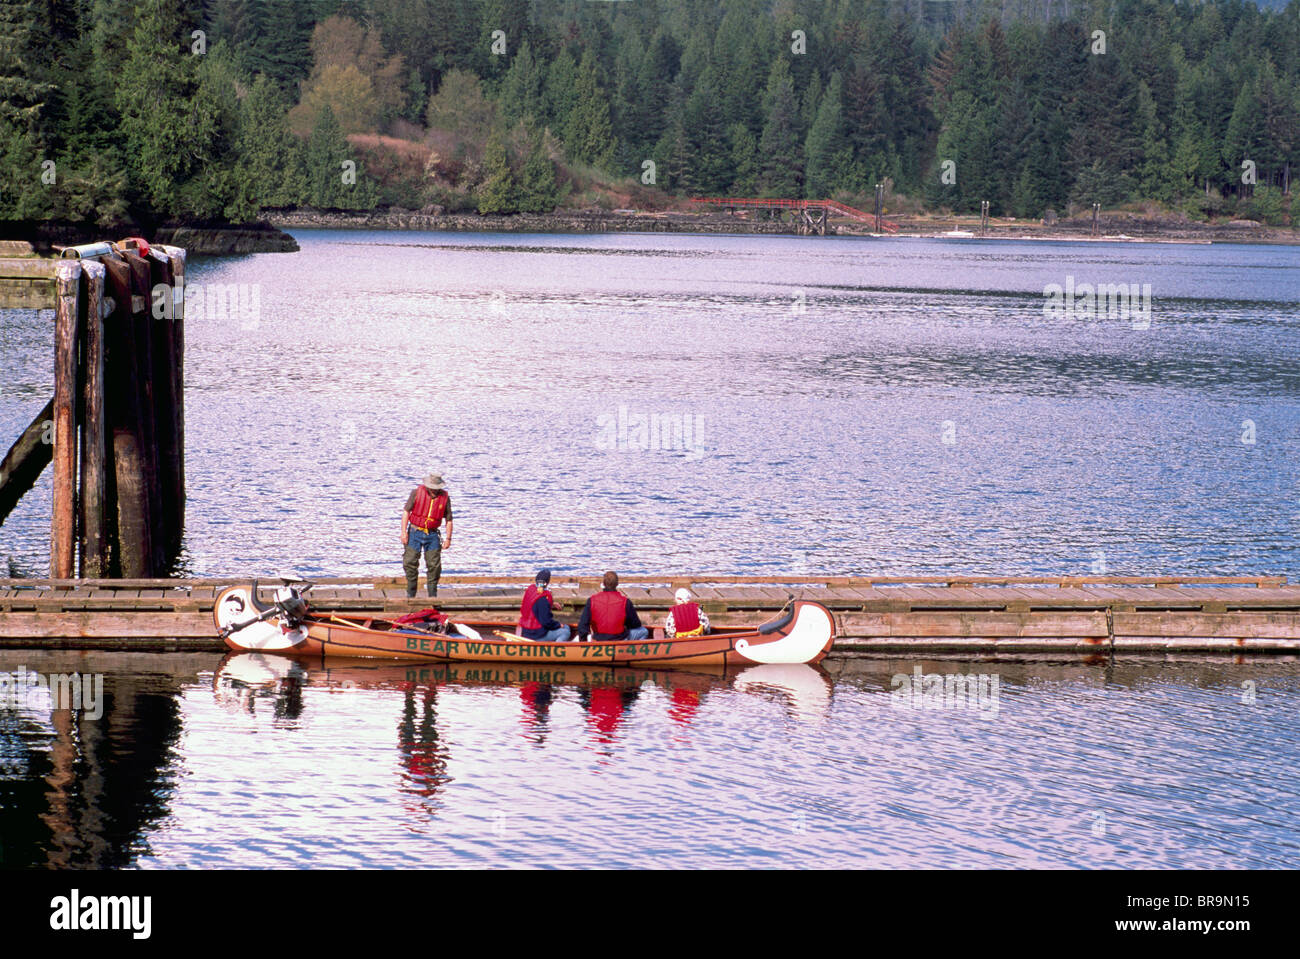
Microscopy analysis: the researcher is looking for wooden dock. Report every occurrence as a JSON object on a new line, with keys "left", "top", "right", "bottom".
{"left": 1, "top": 574, "right": 1298, "bottom": 657}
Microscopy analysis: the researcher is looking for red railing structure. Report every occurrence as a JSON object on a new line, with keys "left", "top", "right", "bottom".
{"left": 689, "top": 197, "right": 899, "bottom": 233}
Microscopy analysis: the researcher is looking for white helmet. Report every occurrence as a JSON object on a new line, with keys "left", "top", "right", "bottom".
{"left": 674, "top": 588, "right": 692, "bottom": 604}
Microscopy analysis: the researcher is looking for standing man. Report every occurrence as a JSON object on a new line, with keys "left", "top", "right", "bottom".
{"left": 402, "top": 472, "right": 452, "bottom": 598}
{"left": 577, "top": 571, "right": 649, "bottom": 643}
{"left": 519, "top": 568, "right": 571, "bottom": 642}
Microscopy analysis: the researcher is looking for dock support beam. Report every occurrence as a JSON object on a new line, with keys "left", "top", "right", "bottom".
{"left": 0, "top": 398, "right": 54, "bottom": 528}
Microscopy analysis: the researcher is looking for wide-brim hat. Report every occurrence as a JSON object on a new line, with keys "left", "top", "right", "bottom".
{"left": 422, "top": 473, "right": 446, "bottom": 489}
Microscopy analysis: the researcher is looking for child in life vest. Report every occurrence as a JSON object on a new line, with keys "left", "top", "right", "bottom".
{"left": 665, "top": 588, "right": 710, "bottom": 638}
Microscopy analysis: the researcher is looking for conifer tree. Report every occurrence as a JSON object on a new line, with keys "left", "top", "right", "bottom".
{"left": 1136, "top": 81, "right": 1175, "bottom": 203}
{"left": 236, "top": 75, "right": 306, "bottom": 211}
{"left": 305, "top": 105, "right": 370, "bottom": 209}
{"left": 517, "top": 133, "right": 558, "bottom": 212}
{"left": 476, "top": 129, "right": 517, "bottom": 213}
{"left": 115, "top": 0, "right": 215, "bottom": 218}
{"left": 247, "top": 0, "right": 314, "bottom": 93}
{"left": 563, "top": 50, "right": 614, "bottom": 167}
{"left": 804, "top": 71, "right": 845, "bottom": 198}
{"left": 499, "top": 38, "right": 544, "bottom": 127}
{"left": 682, "top": 66, "right": 727, "bottom": 194}
{"left": 0, "top": 0, "right": 49, "bottom": 218}
{"left": 758, "top": 58, "right": 802, "bottom": 197}
{"left": 727, "top": 121, "right": 758, "bottom": 197}
{"left": 543, "top": 47, "right": 578, "bottom": 136}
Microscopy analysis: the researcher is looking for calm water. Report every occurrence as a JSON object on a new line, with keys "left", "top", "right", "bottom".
{"left": 2, "top": 650, "right": 1298, "bottom": 869}
{"left": 1, "top": 230, "right": 1298, "bottom": 578}
{"left": 2, "top": 231, "right": 1299, "bottom": 869}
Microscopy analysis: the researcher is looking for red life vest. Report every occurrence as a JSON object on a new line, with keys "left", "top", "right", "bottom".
{"left": 409, "top": 486, "right": 448, "bottom": 531}
{"left": 590, "top": 591, "right": 627, "bottom": 636}
{"left": 518, "top": 584, "right": 553, "bottom": 631}
{"left": 671, "top": 603, "right": 702, "bottom": 634}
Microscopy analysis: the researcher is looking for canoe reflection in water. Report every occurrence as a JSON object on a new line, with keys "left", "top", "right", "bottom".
{"left": 215, "top": 654, "right": 832, "bottom": 724}
{"left": 212, "top": 654, "right": 306, "bottom": 724}
{"left": 212, "top": 654, "right": 832, "bottom": 796}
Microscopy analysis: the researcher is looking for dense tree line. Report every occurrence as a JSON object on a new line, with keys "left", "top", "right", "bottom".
{"left": 0, "top": 0, "right": 1297, "bottom": 228}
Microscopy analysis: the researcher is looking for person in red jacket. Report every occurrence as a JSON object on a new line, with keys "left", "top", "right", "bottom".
{"left": 577, "top": 571, "right": 649, "bottom": 642}
{"left": 518, "top": 568, "right": 570, "bottom": 642}
{"left": 401, "top": 472, "right": 452, "bottom": 598}
{"left": 664, "top": 588, "right": 711, "bottom": 638}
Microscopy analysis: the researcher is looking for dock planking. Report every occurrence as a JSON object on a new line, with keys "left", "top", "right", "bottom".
{"left": 0, "top": 575, "right": 1298, "bottom": 655}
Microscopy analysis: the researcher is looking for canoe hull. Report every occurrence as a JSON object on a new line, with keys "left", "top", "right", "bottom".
{"left": 214, "top": 587, "right": 835, "bottom": 666}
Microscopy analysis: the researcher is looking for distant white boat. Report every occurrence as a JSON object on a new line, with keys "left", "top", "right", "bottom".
{"left": 943, "top": 229, "right": 976, "bottom": 238}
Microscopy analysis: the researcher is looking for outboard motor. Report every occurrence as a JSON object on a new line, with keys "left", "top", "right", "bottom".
{"left": 273, "top": 581, "right": 312, "bottom": 629}
{"left": 219, "top": 578, "right": 315, "bottom": 641}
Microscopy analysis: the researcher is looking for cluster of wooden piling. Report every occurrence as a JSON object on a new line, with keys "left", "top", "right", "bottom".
{"left": 1, "top": 240, "right": 187, "bottom": 578}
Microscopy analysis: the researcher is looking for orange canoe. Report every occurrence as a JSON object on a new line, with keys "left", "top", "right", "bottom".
{"left": 214, "top": 582, "right": 835, "bottom": 666}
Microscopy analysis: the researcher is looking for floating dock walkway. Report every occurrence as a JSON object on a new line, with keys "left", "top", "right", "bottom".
{"left": 2, "top": 574, "right": 1298, "bottom": 657}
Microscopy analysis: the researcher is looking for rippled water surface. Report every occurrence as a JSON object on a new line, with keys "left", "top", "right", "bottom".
{"left": 2, "top": 231, "right": 1297, "bottom": 577}
{"left": 2, "top": 233, "right": 1299, "bottom": 869}
{"left": 3, "top": 651, "right": 1299, "bottom": 869}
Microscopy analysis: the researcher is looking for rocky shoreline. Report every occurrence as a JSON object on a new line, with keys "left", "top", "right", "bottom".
{"left": 267, "top": 207, "right": 1299, "bottom": 246}
{"left": 11, "top": 208, "right": 1295, "bottom": 257}
{"left": 152, "top": 223, "right": 300, "bottom": 255}
{"left": 269, "top": 207, "right": 798, "bottom": 236}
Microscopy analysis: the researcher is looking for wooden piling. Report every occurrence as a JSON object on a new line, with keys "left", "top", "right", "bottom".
{"left": 50, "top": 260, "right": 83, "bottom": 578}
{"left": 102, "top": 255, "right": 153, "bottom": 577}
{"left": 145, "top": 249, "right": 181, "bottom": 554}
{"left": 78, "top": 261, "right": 109, "bottom": 577}
{"left": 121, "top": 251, "right": 165, "bottom": 572}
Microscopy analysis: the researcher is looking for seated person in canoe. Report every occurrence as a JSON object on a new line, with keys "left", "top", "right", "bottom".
{"left": 664, "top": 588, "right": 710, "bottom": 638}
{"left": 518, "top": 568, "right": 571, "bottom": 642}
{"left": 577, "top": 571, "right": 649, "bottom": 643}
